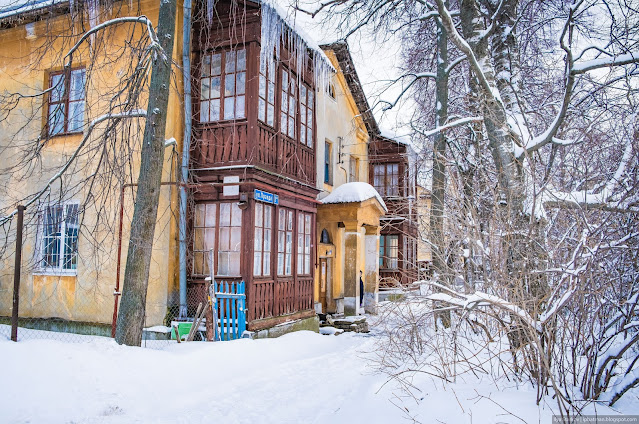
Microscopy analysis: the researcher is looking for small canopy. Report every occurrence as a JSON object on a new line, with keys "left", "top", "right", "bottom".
{"left": 320, "top": 182, "right": 387, "bottom": 212}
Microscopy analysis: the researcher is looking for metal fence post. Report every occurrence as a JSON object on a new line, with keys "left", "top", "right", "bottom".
{"left": 11, "top": 205, "right": 25, "bottom": 342}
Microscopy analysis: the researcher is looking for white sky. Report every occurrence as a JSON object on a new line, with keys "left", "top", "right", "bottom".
{"left": 275, "top": 0, "right": 416, "bottom": 140}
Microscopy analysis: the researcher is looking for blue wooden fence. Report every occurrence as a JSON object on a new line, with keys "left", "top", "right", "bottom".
{"left": 211, "top": 280, "right": 246, "bottom": 341}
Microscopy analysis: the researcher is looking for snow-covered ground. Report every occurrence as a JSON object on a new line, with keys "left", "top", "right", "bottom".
{"left": 0, "top": 319, "right": 635, "bottom": 423}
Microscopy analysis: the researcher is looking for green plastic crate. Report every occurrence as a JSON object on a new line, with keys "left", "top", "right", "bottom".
{"left": 170, "top": 321, "right": 192, "bottom": 340}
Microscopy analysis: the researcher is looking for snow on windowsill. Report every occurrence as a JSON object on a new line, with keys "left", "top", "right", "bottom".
{"left": 32, "top": 269, "right": 78, "bottom": 277}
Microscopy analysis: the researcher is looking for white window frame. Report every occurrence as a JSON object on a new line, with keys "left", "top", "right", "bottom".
{"left": 35, "top": 202, "right": 80, "bottom": 276}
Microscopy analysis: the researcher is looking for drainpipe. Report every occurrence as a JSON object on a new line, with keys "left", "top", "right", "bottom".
{"left": 179, "top": 0, "right": 193, "bottom": 318}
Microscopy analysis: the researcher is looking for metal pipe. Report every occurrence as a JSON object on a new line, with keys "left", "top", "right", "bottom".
{"left": 179, "top": 0, "right": 193, "bottom": 318}
{"left": 11, "top": 205, "right": 25, "bottom": 342}
{"left": 111, "top": 188, "right": 126, "bottom": 338}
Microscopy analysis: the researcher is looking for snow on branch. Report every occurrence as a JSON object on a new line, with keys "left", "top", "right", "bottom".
{"left": 572, "top": 51, "right": 639, "bottom": 74}
{"left": 65, "top": 16, "right": 160, "bottom": 67}
{"left": 0, "top": 110, "right": 147, "bottom": 226}
{"left": 542, "top": 135, "right": 637, "bottom": 212}
{"left": 379, "top": 72, "right": 437, "bottom": 111}
{"left": 415, "top": 116, "right": 483, "bottom": 138}
{"left": 422, "top": 281, "right": 541, "bottom": 332}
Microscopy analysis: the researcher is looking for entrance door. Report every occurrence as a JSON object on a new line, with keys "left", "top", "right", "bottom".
{"left": 319, "top": 258, "right": 328, "bottom": 312}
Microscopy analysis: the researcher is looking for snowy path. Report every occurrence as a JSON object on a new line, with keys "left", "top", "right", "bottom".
{"left": 1, "top": 328, "right": 630, "bottom": 423}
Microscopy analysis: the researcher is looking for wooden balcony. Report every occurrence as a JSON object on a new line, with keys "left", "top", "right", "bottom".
{"left": 194, "top": 122, "right": 316, "bottom": 186}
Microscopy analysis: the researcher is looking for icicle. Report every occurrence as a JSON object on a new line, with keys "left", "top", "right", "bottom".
{"left": 87, "top": 0, "right": 99, "bottom": 29}
{"left": 207, "top": 0, "right": 215, "bottom": 25}
{"left": 258, "top": 0, "right": 334, "bottom": 92}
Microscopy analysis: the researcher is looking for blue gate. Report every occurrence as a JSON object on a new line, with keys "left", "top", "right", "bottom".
{"left": 210, "top": 281, "right": 246, "bottom": 341}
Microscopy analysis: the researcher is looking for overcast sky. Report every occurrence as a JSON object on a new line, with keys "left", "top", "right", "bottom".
{"left": 275, "top": 0, "right": 416, "bottom": 141}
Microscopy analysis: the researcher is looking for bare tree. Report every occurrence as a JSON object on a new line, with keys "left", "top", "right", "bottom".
{"left": 296, "top": 0, "right": 639, "bottom": 413}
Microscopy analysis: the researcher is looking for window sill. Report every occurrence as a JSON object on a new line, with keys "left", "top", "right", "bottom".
{"left": 33, "top": 269, "right": 78, "bottom": 277}
{"left": 44, "top": 132, "right": 83, "bottom": 144}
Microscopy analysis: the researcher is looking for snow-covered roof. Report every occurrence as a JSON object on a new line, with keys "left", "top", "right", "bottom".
{"left": 379, "top": 128, "right": 412, "bottom": 147}
{"left": 0, "top": 0, "right": 61, "bottom": 21}
{"left": 321, "top": 182, "right": 387, "bottom": 212}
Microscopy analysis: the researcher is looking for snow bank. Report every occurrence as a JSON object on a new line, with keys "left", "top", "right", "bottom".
{"left": 2, "top": 317, "right": 637, "bottom": 422}
{"left": 320, "top": 182, "right": 387, "bottom": 211}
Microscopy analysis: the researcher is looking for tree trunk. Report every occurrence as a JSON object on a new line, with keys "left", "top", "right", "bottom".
{"left": 431, "top": 7, "right": 452, "bottom": 328}
{"left": 115, "top": 0, "right": 178, "bottom": 346}
{"left": 430, "top": 10, "right": 449, "bottom": 284}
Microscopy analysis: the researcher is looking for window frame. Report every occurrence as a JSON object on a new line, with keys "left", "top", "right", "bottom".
{"left": 192, "top": 202, "right": 243, "bottom": 278}
{"left": 258, "top": 59, "right": 276, "bottom": 127}
{"left": 403, "top": 236, "right": 417, "bottom": 269}
{"left": 299, "top": 82, "right": 314, "bottom": 148}
{"left": 349, "top": 155, "right": 360, "bottom": 182}
{"left": 277, "top": 208, "right": 294, "bottom": 276}
{"left": 373, "top": 163, "right": 400, "bottom": 197}
{"left": 47, "top": 67, "right": 86, "bottom": 137}
{"left": 280, "top": 68, "right": 297, "bottom": 139}
{"left": 36, "top": 202, "right": 80, "bottom": 275}
{"left": 379, "top": 234, "right": 399, "bottom": 269}
{"left": 199, "top": 49, "right": 247, "bottom": 123}
{"left": 253, "top": 202, "right": 273, "bottom": 277}
{"left": 324, "top": 140, "right": 333, "bottom": 185}
{"left": 192, "top": 203, "right": 217, "bottom": 276}
{"left": 296, "top": 212, "right": 312, "bottom": 275}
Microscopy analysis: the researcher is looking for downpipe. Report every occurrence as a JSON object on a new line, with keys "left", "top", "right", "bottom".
{"left": 179, "top": 0, "right": 193, "bottom": 318}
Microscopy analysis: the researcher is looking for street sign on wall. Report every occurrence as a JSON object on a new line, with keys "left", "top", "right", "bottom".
{"left": 254, "top": 189, "right": 279, "bottom": 205}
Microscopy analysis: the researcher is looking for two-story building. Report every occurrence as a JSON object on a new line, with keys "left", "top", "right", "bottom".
{"left": 369, "top": 135, "right": 420, "bottom": 287}
{"left": 0, "top": 0, "right": 391, "bottom": 337}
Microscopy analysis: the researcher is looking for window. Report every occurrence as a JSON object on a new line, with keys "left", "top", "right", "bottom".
{"left": 277, "top": 208, "right": 293, "bottom": 276}
{"left": 192, "top": 202, "right": 242, "bottom": 276}
{"left": 258, "top": 60, "right": 276, "bottom": 127}
{"left": 218, "top": 203, "right": 242, "bottom": 276}
{"left": 280, "top": 69, "right": 296, "bottom": 139}
{"left": 404, "top": 236, "right": 417, "bottom": 269}
{"left": 48, "top": 68, "right": 85, "bottom": 136}
{"left": 193, "top": 203, "right": 216, "bottom": 275}
{"left": 200, "top": 49, "right": 246, "bottom": 122}
{"left": 300, "top": 83, "right": 314, "bottom": 147}
{"left": 373, "top": 163, "right": 399, "bottom": 196}
{"left": 324, "top": 141, "right": 333, "bottom": 185}
{"left": 297, "top": 213, "right": 312, "bottom": 275}
{"left": 379, "top": 234, "right": 399, "bottom": 269}
{"left": 254, "top": 203, "right": 273, "bottom": 276}
{"left": 40, "top": 203, "right": 79, "bottom": 272}
{"left": 349, "top": 155, "right": 360, "bottom": 182}
{"left": 327, "top": 82, "right": 336, "bottom": 100}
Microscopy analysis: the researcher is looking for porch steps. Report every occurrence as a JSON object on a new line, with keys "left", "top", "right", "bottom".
{"left": 318, "top": 314, "right": 369, "bottom": 334}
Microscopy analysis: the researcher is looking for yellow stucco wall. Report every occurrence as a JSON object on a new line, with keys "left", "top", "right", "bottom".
{"left": 0, "top": 0, "right": 184, "bottom": 327}
{"left": 416, "top": 186, "right": 432, "bottom": 263}
{"left": 316, "top": 199, "right": 384, "bottom": 314}
{"left": 316, "top": 49, "right": 369, "bottom": 195}
{"left": 312, "top": 47, "right": 383, "bottom": 315}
